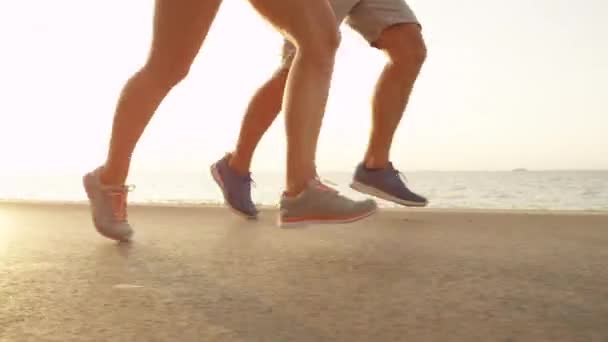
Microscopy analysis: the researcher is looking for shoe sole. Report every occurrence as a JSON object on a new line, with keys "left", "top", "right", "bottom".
{"left": 210, "top": 164, "right": 258, "bottom": 220}
{"left": 277, "top": 206, "right": 377, "bottom": 228}
{"left": 82, "top": 174, "right": 133, "bottom": 242}
{"left": 350, "top": 181, "right": 428, "bottom": 207}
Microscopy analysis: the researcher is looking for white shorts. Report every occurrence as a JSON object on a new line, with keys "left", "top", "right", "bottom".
{"left": 282, "top": 0, "right": 419, "bottom": 66}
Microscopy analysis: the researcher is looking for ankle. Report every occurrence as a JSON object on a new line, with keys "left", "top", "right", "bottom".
{"left": 99, "top": 166, "right": 126, "bottom": 187}
{"left": 364, "top": 157, "right": 389, "bottom": 170}
{"left": 284, "top": 180, "right": 310, "bottom": 198}
{"left": 228, "top": 152, "right": 251, "bottom": 177}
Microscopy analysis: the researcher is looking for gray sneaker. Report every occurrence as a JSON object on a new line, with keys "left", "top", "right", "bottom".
{"left": 210, "top": 154, "right": 258, "bottom": 219}
{"left": 278, "top": 179, "right": 377, "bottom": 227}
{"left": 83, "top": 167, "right": 134, "bottom": 241}
{"left": 350, "top": 162, "right": 428, "bottom": 207}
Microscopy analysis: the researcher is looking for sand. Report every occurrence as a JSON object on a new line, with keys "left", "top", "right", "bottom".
{"left": 1, "top": 202, "right": 607, "bottom": 341}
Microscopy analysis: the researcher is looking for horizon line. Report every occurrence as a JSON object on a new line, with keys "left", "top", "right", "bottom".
{"left": 5, "top": 168, "right": 607, "bottom": 177}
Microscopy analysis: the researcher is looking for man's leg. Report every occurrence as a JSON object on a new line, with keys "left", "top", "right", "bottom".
{"left": 210, "top": 49, "right": 289, "bottom": 218}
{"left": 347, "top": 1, "right": 428, "bottom": 206}
{"left": 364, "top": 23, "right": 426, "bottom": 169}
{"left": 84, "top": 0, "right": 222, "bottom": 241}
{"left": 229, "top": 67, "right": 289, "bottom": 176}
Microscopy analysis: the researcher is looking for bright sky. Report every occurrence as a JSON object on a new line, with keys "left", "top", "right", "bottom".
{"left": 0, "top": 0, "right": 606, "bottom": 178}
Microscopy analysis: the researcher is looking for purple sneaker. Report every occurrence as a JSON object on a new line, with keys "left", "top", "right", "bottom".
{"left": 350, "top": 162, "right": 428, "bottom": 207}
{"left": 211, "top": 154, "right": 258, "bottom": 219}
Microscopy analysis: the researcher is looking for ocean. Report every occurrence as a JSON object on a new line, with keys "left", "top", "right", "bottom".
{"left": 1, "top": 171, "right": 607, "bottom": 211}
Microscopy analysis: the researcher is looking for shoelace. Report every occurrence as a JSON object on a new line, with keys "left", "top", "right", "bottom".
{"left": 107, "top": 185, "right": 135, "bottom": 222}
{"left": 312, "top": 177, "right": 339, "bottom": 194}
{"left": 243, "top": 174, "right": 256, "bottom": 188}
{"left": 385, "top": 162, "right": 408, "bottom": 184}
{"left": 396, "top": 170, "right": 408, "bottom": 184}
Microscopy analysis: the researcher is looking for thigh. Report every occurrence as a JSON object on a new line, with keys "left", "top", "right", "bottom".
{"left": 347, "top": 0, "right": 420, "bottom": 45}
{"left": 146, "top": 0, "right": 222, "bottom": 70}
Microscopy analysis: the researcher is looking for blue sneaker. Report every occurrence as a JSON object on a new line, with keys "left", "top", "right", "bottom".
{"left": 350, "top": 162, "right": 428, "bottom": 207}
{"left": 211, "top": 154, "right": 258, "bottom": 219}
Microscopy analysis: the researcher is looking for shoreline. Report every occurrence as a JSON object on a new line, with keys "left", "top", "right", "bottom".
{"left": 1, "top": 198, "right": 606, "bottom": 215}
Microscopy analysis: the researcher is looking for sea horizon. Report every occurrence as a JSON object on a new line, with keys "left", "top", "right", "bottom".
{"left": 2, "top": 170, "right": 607, "bottom": 211}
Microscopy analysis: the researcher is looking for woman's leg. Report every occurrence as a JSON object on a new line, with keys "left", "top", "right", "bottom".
{"left": 247, "top": 0, "right": 339, "bottom": 195}
{"left": 247, "top": 0, "right": 377, "bottom": 226}
{"left": 84, "top": 0, "right": 222, "bottom": 241}
{"left": 101, "top": 0, "right": 222, "bottom": 185}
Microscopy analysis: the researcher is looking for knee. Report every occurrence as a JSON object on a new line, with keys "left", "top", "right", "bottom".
{"left": 141, "top": 59, "right": 192, "bottom": 90}
{"left": 295, "top": 28, "right": 341, "bottom": 70}
{"left": 377, "top": 24, "right": 427, "bottom": 69}
{"left": 402, "top": 36, "right": 427, "bottom": 68}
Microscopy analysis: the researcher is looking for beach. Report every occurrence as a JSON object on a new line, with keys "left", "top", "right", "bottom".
{"left": 1, "top": 202, "right": 607, "bottom": 341}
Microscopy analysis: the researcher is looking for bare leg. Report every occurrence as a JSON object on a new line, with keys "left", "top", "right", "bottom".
{"left": 211, "top": 0, "right": 376, "bottom": 224}
{"left": 364, "top": 24, "right": 426, "bottom": 169}
{"left": 230, "top": 68, "right": 289, "bottom": 176}
{"left": 248, "top": 0, "right": 340, "bottom": 195}
{"left": 101, "top": 0, "right": 222, "bottom": 185}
